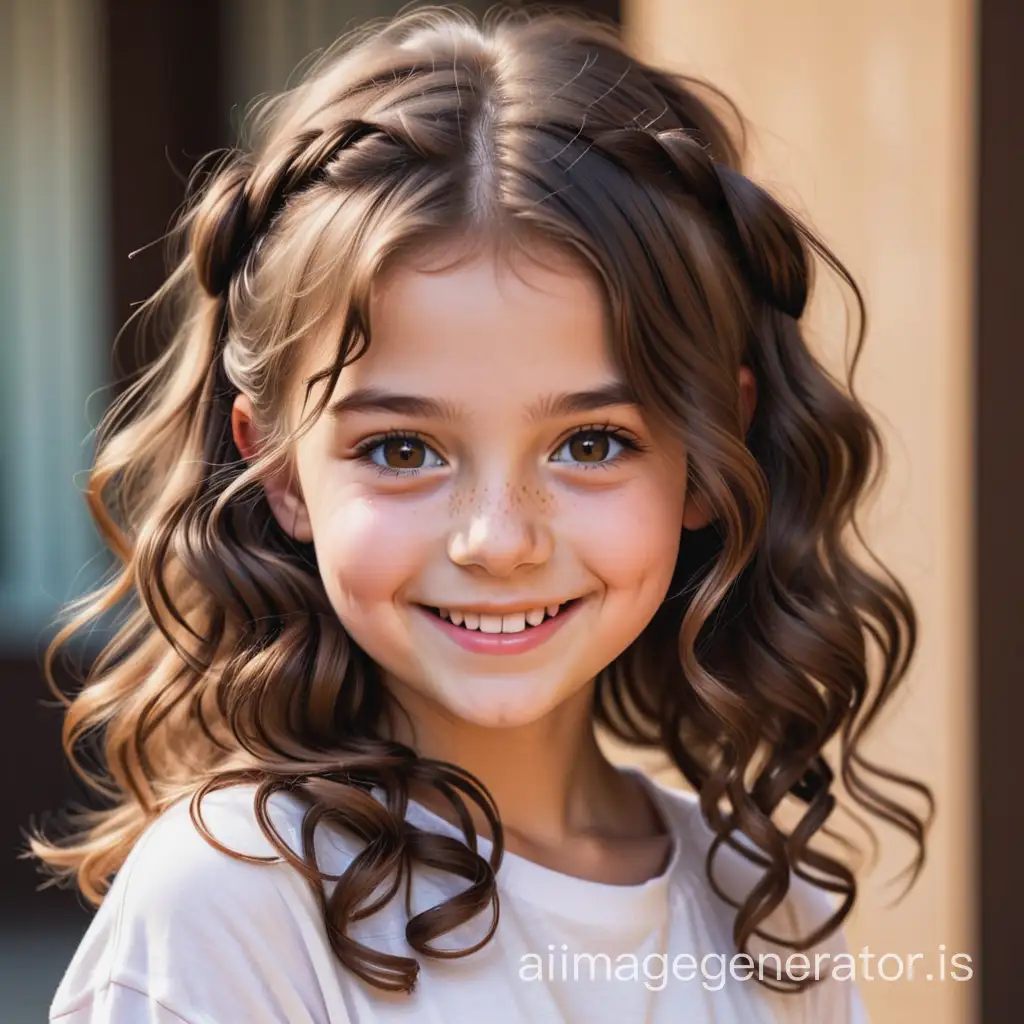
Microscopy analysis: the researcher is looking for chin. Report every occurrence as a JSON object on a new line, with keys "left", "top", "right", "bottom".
{"left": 421, "top": 673, "right": 582, "bottom": 730}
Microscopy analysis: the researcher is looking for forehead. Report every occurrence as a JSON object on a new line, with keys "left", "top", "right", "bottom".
{"left": 341, "top": 243, "right": 617, "bottom": 407}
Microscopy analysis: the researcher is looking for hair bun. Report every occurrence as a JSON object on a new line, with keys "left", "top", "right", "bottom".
{"left": 593, "top": 127, "right": 808, "bottom": 320}
{"left": 190, "top": 121, "right": 386, "bottom": 300}
{"left": 190, "top": 163, "right": 252, "bottom": 298}
{"left": 710, "top": 161, "right": 809, "bottom": 321}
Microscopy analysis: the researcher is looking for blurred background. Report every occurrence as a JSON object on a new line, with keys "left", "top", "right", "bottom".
{"left": 1, "top": 0, "right": 1018, "bottom": 1020}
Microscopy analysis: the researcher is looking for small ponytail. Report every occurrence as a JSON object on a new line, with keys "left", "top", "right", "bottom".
{"left": 593, "top": 127, "right": 809, "bottom": 320}
{"left": 190, "top": 120, "right": 383, "bottom": 300}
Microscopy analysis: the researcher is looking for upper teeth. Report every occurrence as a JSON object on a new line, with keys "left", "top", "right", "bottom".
{"left": 438, "top": 604, "right": 564, "bottom": 633}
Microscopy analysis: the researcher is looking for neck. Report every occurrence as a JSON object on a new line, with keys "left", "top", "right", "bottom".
{"left": 382, "top": 679, "right": 649, "bottom": 847}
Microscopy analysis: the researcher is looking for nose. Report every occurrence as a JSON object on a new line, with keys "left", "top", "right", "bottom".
{"left": 447, "top": 484, "right": 554, "bottom": 577}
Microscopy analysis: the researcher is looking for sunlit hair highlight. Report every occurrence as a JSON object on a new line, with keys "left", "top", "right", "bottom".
{"left": 29, "top": 5, "right": 933, "bottom": 995}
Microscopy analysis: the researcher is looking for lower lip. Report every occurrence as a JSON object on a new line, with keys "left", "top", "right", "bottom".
{"left": 415, "top": 600, "right": 583, "bottom": 655}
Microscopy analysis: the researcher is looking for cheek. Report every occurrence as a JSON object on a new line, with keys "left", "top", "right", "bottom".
{"left": 310, "top": 494, "right": 429, "bottom": 608}
{"left": 567, "top": 475, "right": 685, "bottom": 592}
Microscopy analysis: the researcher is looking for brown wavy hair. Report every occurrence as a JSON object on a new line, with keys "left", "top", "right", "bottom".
{"left": 29, "top": 4, "right": 933, "bottom": 996}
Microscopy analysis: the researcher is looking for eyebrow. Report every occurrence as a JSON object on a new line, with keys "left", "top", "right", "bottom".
{"left": 325, "top": 381, "right": 639, "bottom": 423}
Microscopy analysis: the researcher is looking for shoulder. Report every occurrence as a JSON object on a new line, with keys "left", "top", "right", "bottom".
{"left": 106, "top": 783, "right": 329, "bottom": 932}
{"left": 648, "top": 777, "right": 844, "bottom": 934}
{"left": 50, "top": 784, "right": 360, "bottom": 1023}
{"left": 646, "top": 776, "right": 869, "bottom": 1023}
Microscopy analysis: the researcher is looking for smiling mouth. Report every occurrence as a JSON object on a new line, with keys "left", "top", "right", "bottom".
{"left": 419, "top": 599, "right": 579, "bottom": 634}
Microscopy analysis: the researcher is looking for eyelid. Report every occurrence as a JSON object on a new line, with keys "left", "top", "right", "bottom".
{"left": 351, "top": 429, "right": 445, "bottom": 455}
{"left": 549, "top": 421, "right": 645, "bottom": 450}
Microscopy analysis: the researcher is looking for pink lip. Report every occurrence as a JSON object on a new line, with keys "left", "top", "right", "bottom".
{"left": 415, "top": 600, "right": 583, "bottom": 655}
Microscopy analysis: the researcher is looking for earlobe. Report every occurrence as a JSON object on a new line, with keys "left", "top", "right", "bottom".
{"left": 682, "top": 493, "right": 714, "bottom": 531}
{"left": 230, "top": 394, "right": 314, "bottom": 544}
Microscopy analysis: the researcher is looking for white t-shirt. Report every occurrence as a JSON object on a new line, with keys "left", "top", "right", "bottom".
{"left": 50, "top": 771, "right": 869, "bottom": 1023}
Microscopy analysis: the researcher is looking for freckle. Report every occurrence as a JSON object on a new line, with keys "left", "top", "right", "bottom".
{"left": 531, "top": 487, "right": 555, "bottom": 515}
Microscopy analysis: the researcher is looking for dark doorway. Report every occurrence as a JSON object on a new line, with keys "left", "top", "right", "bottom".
{"left": 977, "top": 0, "right": 1024, "bottom": 1019}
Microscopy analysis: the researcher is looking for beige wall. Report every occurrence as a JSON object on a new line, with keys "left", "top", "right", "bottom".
{"left": 616, "top": 2, "right": 977, "bottom": 1021}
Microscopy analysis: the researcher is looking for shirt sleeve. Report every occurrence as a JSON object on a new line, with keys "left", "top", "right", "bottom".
{"left": 49, "top": 795, "right": 350, "bottom": 1024}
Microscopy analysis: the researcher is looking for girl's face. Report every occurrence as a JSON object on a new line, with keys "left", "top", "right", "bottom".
{"left": 237, "top": 242, "right": 705, "bottom": 730}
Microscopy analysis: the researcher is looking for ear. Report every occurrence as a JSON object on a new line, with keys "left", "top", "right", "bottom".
{"left": 231, "top": 394, "right": 314, "bottom": 543}
{"left": 738, "top": 364, "right": 757, "bottom": 436}
{"left": 681, "top": 365, "right": 758, "bottom": 531}
{"left": 682, "top": 494, "right": 712, "bottom": 531}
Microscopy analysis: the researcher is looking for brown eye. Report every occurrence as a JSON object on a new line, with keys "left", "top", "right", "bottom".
{"left": 551, "top": 429, "right": 637, "bottom": 469}
{"left": 362, "top": 434, "right": 445, "bottom": 473}
{"left": 568, "top": 431, "right": 611, "bottom": 463}
{"left": 381, "top": 437, "right": 426, "bottom": 468}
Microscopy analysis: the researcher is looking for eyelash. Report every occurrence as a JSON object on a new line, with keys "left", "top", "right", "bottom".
{"left": 352, "top": 423, "right": 648, "bottom": 478}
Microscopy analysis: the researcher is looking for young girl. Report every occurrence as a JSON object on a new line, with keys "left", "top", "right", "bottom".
{"left": 37, "top": 7, "right": 931, "bottom": 1022}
